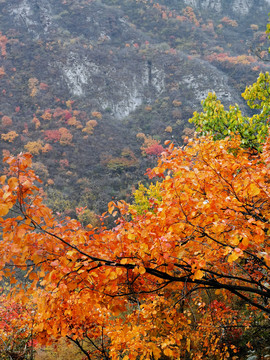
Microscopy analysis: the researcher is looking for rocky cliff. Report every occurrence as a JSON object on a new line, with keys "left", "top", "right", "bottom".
{"left": 1, "top": 0, "right": 269, "bottom": 120}
{"left": 183, "top": 0, "right": 270, "bottom": 17}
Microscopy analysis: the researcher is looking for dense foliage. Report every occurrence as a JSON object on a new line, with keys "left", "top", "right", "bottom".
{"left": 1, "top": 128, "right": 270, "bottom": 358}
{"left": 190, "top": 72, "right": 270, "bottom": 151}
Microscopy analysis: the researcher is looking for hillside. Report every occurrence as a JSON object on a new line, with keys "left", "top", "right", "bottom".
{"left": 0, "top": 0, "right": 270, "bottom": 217}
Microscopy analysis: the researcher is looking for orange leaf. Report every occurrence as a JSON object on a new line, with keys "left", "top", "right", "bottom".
{"left": 0, "top": 204, "right": 9, "bottom": 216}
{"left": 108, "top": 201, "right": 115, "bottom": 214}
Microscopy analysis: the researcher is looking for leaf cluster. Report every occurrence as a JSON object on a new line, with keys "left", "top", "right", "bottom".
{"left": 190, "top": 85, "right": 269, "bottom": 151}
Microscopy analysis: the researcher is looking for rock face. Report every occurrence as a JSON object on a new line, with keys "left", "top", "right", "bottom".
{"left": 59, "top": 52, "right": 165, "bottom": 119}
{"left": 3, "top": 0, "right": 168, "bottom": 119}
{"left": 183, "top": 0, "right": 269, "bottom": 16}
{"left": 183, "top": 0, "right": 222, "bottom": 12}
{"left": 179, "top": 60, "right": 238, "bottom": 105}
{"left": 3, "top": 0, "right": 265, "bottom": 121}
{"left": 8, "top": 0, "right": 55, "bottom": 36}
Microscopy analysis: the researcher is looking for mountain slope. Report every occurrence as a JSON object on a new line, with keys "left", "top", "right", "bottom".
{"left": 0, "top": 0, "right": 269, "bottom": 216}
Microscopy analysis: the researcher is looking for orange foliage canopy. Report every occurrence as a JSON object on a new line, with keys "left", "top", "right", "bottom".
{"left": 0, "top": 135, "right": 270, "bottom": 359}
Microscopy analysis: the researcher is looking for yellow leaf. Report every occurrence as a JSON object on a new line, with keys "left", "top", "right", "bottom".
{"left": 3, "top": 191, "right": 11, "bottom": 200}
{"left": 249, "top": 183, "right": 260, "bottom": 196}
{"left": 151, "top": 344, "right": 161, "bottom": 359}
{"left": 116, "top": 267, "right": 123, "bottom": 275}
{"left": 140, "top": 243, "right": 148, "bottom": 252}
{"left": 138, "top": 266, "right": 146, "bottom": 275}
{"left": 66, "top": 250, "right": 77, "bottom": 258}
{"left": 228, "top": 253, "right": 238, "bottom": 263}
{"left": 230, "top": 236, "right": 240, "bottom": 246}
{"left": 193, "top": 269, "right": 204, "bottom": 280}
{"left": 164, "top": 348, "right": 174, "bottom": 357}
{"left": 108, "top": 270, "right": 117, "bottom": 280}
{"left": 228, "top": 248, "right": 242, "bottom": 263}
{"left": 186, "top": 338, "right": 191, "bottom": 352}
{"left": 127, "top": 233, "right": 136, "bottom": 240}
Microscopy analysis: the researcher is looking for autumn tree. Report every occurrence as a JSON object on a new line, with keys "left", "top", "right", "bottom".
{"left": 136, "top": 133, "right": 165, "bottom": 156}
{"left": 24, "top": 140, "right": 45, "bottom": 155}
{"left": 44, "top": 129, "right": 61, "bottom": 142}
{"left": 103, "top": 148, "right": 138, "bottom": 171}
{"left": 59, "top": 127, "right": 73, "bottom": 146}
{"left": 1, "top": 131, "right": 18, "bottom": 143}
{"left": 0, "top": 127, "right": 270, "bottom": 359}
{"left": 190, "top": 73, "right": 270, "bottom": 151}
{"left": 28, "top": 78, "right": 39, "bottom": 98}
{"left": 82, "top": 119, "right": 98, "bottom": 135}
